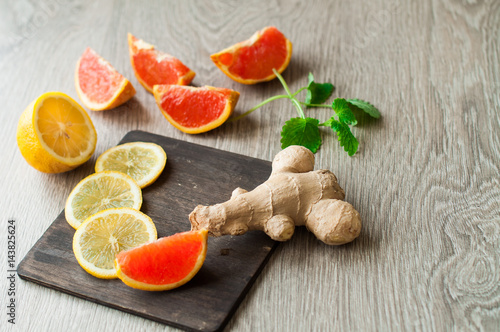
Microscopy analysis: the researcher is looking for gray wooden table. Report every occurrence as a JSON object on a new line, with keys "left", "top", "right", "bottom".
{"left": 1, "top": 0, "right": 499, "bottom": 331}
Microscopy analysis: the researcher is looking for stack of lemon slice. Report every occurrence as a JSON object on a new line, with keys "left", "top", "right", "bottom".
{"left": 65, "top": 141, "right": 167, "bottom": 278}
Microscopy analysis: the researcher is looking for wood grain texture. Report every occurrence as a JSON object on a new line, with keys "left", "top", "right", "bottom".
{"left": 1, "top": 0, "right": 499, "bottom": 331}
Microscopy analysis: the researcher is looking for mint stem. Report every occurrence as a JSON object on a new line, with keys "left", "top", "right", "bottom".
{"left": 291, "top": 87, "right": 308, "bottom": 97}
{"left": 273, "top": 69, "right": 305, "bottom": 119}
{"left": 300, "top": 102, "right": 331, "bottom": 108}
{"left": 229, "top": 94, "right": 290, "bottom": 122}
{"left": 229, "top": 72, "right": 310, "bottom": 123}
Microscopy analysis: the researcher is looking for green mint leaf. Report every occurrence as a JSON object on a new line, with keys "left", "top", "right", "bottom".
{"left": 346, "top": 99, "right": 381, "bottom": 118}
{"left": 329, "top": 119, "right": 359, "bottom": 156}
{"left": 305, "top": 73, "right": 334, "bottom": 106}
{"left": 332, "top": 98, "right": 358, "bottom": 125}
{"left": 281, "top": 117, "right": 322, "bottom": 153}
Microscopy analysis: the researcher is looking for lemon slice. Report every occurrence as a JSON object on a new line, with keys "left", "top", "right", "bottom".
{"left": 73, "top": 208, "right": 157, "bottom": 279}
{"left": 16, "top": 92, "right": 97, "bottom": 173}
{"left": 95, "top": 142, "right": 167, "bottom": 188}
{"left": 65, "top": 171, "right": 142, "bottom": 229}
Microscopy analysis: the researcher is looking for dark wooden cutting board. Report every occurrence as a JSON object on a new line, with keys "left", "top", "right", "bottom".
{"left": 18, "top": 130, "right": 277, "bottom": 332}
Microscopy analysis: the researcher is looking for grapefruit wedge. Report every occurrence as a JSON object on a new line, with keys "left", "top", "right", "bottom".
{"left": 210, "top": 26, "right": 292, "bottom": 84}
{"left": 128, "top": 33, "right": 196, "bottom": 93}
{"left": 75, "top": 48, "right": 136, "bottom": 111}
{"left": 153, "top": 84, "right": 239, "bottom": 134}
{"left": 115, "top": 229, "right": 208, "bottom": 291}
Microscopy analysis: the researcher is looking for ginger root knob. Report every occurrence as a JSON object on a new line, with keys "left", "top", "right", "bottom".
{"left": 189, "top": 145, "right": 362, "bottom": 245}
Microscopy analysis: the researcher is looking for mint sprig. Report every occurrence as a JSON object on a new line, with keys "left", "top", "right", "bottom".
{"left": 231, "top": 70, "right": 380, "bottom": 156}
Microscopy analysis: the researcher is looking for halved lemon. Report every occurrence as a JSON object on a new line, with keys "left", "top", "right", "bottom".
{"left": 16, "top": 92, "right": 97, "bottom": 173}
{"left": 73, "top": 208, "right": 157, "bottom": 279}
{"left": 95, "top": 142, "right": 167, "bottom": 188}
{"left": 65, "top": 171, "right": 142, "bottom": 229}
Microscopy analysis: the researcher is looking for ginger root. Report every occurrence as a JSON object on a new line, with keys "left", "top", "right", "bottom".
{"left": 189, "top": 145, "right": 361, "bottom": 245}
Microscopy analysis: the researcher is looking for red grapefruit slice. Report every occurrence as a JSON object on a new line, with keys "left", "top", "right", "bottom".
{"left": 210, "top": 26, "right": 292, "bottom": 84}
{"left": 153, "top": 84, "right": 239, "bottom": 134}
{"left": 128, "top": 33, "right": 196, "bottom": 93}
{"left": 75, "top": 48, "right": 136, "bottom": 111}
{"left": 115, "top": 229, "right": 208, "bottom": 291}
